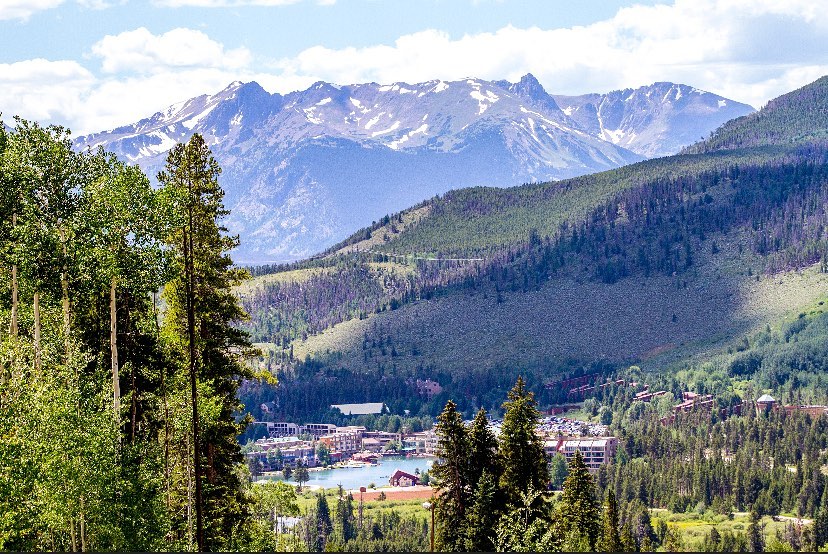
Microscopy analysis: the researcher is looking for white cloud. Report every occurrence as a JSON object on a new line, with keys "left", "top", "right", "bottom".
{"left": 3, "top": 0, "right": 828, "bottom": 134}
{"left": 77, "top": 0, "right": 123, "bottom": 8}
{"left": 272, "top": 0, "right": 828, "bottom": 109}
{"left": 152, "top": 0, "right": 332, "bottom": 6}
{"left": 0, "top": 0, "right": 64, "bottom": 20}
{"left": 91, "top": 27, "right": 251, "bottom": 74}
{"left": 0, "top": 59, "right": 94, "bottom": 123}
{"left": 0, "top": 27, "right": 259, "bottom": 133}
{"left": 78, "top": 69, "right": 252, "bottom": 131}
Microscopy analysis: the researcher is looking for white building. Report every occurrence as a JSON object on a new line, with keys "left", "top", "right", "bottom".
{"left": 330, "top": 402, "right": 386, "bottom": 416}
{"left": 561, "top": 437, "right": 618, "bottom": 472}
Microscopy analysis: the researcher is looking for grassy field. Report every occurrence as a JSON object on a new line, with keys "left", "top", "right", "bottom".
{"left": 292, "top": 488, "right": 431, "bottom": 523}
{"left": 651, "top": 509, "right": 802, "bottom": 550}
{"left": 287, "top": 487, "right": 798, "bottom": 549}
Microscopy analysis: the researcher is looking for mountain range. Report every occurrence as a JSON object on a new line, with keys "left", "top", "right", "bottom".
{"left": 76, "top": 74, "right": 753, "bottom": 263}
{"left": 234, "top": 75, "right": 828, "bottom": 420}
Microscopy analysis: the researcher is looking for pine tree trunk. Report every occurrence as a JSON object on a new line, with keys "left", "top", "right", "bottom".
{"left": 185, "top": 212, "right": 205, "bottom": 551}
{"left": 33, "top": 291, "right": 41, "bottom": 374}
{"left": 10, "top": 212, "right": 18, "bottom": 338}
{"left": 111, "top": 277, "right": 120, "bottom": 418}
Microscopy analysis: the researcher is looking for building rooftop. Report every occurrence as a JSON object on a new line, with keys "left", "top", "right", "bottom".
{"left": 564, "top": 438, "right": 614, "bottom": 448}
{"left": 331, "top": 402, "right": 386, "bottom": 415}
{"left": 757, "top": 394, "right": 776, "bottom": 403}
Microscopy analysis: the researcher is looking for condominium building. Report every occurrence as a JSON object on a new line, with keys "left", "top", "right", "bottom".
{"left": 561, "top": 437, "right": 618, "bottom": 472}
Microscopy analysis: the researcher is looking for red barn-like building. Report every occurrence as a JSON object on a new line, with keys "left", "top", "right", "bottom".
{"left": 389, "top": 469, "right": 419, "bottom": 487}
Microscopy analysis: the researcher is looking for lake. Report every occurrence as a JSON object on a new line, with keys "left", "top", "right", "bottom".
{"left": 263, "top": 456, "right": 435, "bottom": 490}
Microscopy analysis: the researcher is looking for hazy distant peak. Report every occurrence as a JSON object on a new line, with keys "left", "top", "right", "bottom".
{"left": 74, "top": 74, "right": 750, "bottom": 263}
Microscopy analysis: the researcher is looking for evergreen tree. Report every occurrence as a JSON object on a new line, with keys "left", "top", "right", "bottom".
{"left": 494, "top": 487, "right": 550, "bottom": 552}
{"left": 620, "top": 522, "right": 638, "bottom": 552}
{"left": 464, "top": 470, "right": 498, "bottom": 552}
{"left": 498, "top": 377, "right": 548, "bottom": 505}
{"left": 294, "top": 462, "right": 310, "bottom": 492}
{"left": 158, "top": 133, "right": 255, "bottom": 550}
{"left": 561, "top": 526, "right": 592, "bottom": 552}
{"left": 548, "top": 453, "right": 569, "bottom": 490}
{"left": 313, "top": 492, "right": 332, "bottom": 552}
{"left": 467, "top": 407, "right": 501, "bottom": 489}
{"left": 431, "top": 399, "right": 469, "bottom": 551}
{"left": 554, "top": 449, "right": 600, "bottom": 549}
{"left": 702, "top": 526, "right": 721, "bottom": 552}
{"left": 597, "top": 489, "right": 622, "bottom": 552}
{"left": 334, "top": 493, "right": 355, "bottom": 543}
{"left": 747, "top": 510, "right": 764, "bottom": 552}
{"left": 815, "top": 487, "right": 828, "bottom": 549}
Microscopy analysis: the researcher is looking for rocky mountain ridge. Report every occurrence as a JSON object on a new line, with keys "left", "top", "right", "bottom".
{"left": 76, "top": 75, "right": 752, "bottom": 262}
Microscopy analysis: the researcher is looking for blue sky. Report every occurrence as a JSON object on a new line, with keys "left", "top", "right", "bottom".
{"left": 2, "top": 0, "right": 827, "bottom": 134}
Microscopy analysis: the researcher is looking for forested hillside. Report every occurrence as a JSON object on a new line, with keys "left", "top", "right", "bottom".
{"left": 239, "top": 76, "right": 828, "bottom": 421}
{"left": 685, "top": 76, "right": 828, "bottom": 153}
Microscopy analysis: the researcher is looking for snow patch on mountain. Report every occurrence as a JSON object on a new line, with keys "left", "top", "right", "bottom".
{"left": 555, "top": 82, "right": 754, "bottom": 157}
{"left": 371, "top": 121, "right": 401, "bottom": 137}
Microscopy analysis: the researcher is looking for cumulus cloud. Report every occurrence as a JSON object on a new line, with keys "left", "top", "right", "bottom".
{"left": 0, "top": 59, "right": 95, "bottom": 124}
{"left": 0, "top": 26, "right": 260, "bottom": 133}
{"left": 272, "top": 0, "right": 828, "bottom": 109}
{"left": 3, "top": 0, "right": 828, "bottom": 134}
{"left": 0, "top": 0, "right": 65, "bottom": 20}
{"left": 91, "top": 27, "right": 251, "bottom": 74}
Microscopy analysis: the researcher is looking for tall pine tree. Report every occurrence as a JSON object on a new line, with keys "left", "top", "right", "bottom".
{"left": 431, "top": 399, "right": 469, "bottom": 551}
{"left": 597, "top": 489, "right": 622, "bottom": 552}
{"left": 554, "top": 449, "right": 600, "bottom": 549}
{"left": 158, "top": 133, "right": 255, "bottom": 550}
{"left": 498, "top": 377, "right": 548, "bottom": 506}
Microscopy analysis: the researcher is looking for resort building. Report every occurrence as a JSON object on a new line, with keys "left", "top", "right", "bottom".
{"left": 362, "top": 430, "right": 402, "bottom": 452}
{"left": 266, "top": 421, "right": 301, "bottom": 437}
{"left": 756, "top": 394, "right": 777, "bottom": 414}
{"left": 560, "top": 437, "right": 618, "bottom": 472}
{"left": 402, "top": 430, "right": 438, "bottom": 454}
{"left": 303, "top": 423, "right": 339, "bottom": 438}
{"left": 319, "top": 427, "right": 364, "bottom": 455}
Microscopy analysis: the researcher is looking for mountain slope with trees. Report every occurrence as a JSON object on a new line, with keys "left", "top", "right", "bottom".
{"left": 239, "top": 75, "right": 828, "bottom": 421}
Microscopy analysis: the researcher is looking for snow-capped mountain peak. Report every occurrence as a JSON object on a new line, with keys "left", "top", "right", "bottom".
{"left": 75, "top": 76, "right": 752, "bottom": 262}
{"left": 555, "top": 82, "right": 754, "bottom": 157}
